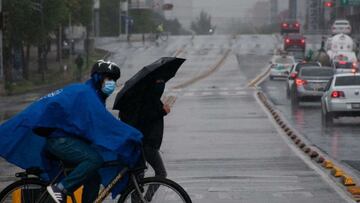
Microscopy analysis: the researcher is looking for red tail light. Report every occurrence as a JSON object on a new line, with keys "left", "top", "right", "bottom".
{"left": 285, "top": 38, "right": 290, "bottom": 43}
{"left": 339, "top": 61, "right": 347, "bottom": 65}
{"left": 352, "top": 62, "right": 358, "bottom": 68}
{"left": 295, "top": 23, "right": 300, "bottom": 28}
{"left": 295, "top": 78, "right": 307, "bottom": 86}
{"left": 301, "top": 39, "right": 305, "bottom": 44}
{"left": 282, "top": 23, "right": 288, "bottom": 27}
{"left": 331, "top": 91, "right": 345, "bottom": 98}
{"left": 290, "top": 72, "right": 297, "bottom": 79}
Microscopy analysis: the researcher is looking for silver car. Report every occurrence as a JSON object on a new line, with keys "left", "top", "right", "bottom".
{"left": 321, "top": 73, "right": 360, "bottom": 125}
{"left": 286, "top": 62, "right": 322, "bottom": 99}
{"left": 290, "top": 66, "right": 334, "bottom": 106}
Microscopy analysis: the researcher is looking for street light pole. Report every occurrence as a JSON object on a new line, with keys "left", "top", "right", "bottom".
{"left": 40, "top": 0, "right": 45, "bottom": 82}
{"left": 0, "top": 0, "right": 3, "bottom": 80}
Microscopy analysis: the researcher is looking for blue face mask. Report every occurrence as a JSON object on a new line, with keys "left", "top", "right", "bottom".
{"left": 102, "top": 80, "right": 116, "bottom": 95}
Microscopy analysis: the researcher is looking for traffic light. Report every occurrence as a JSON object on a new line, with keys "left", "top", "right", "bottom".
{"left": 324, "top": 1, "right": 334, "bottom": 7}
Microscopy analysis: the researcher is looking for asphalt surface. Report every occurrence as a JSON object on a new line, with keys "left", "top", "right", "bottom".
{"left": 0, "top": 35, "right": 353, "bottom": 202}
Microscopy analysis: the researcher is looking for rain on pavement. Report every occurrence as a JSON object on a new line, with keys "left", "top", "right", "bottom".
{"left": 0, "top": 35, "right": 353, "bottom": 202}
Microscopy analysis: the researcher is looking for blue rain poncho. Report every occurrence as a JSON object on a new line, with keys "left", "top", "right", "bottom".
{"left": 0, "top": 80, "right": 143, "bottom": 197}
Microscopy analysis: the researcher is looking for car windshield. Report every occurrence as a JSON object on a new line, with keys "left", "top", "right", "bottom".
{"left": 300, "top": 68, "right": 333, "bottom": 77}
{"left": 335, "top": 76, "right": 360, "bottom": 86}
{"left": 295, "top": 63, "right": 320, "bottom": 71}
{"left": 335, "top": 22, "right": 349, "bottom": 25}
{"left": 274, "top": 57, "right": 293, "bottom": 64}
{"left": 287, "top": 34, "right": 303, "bottom": 39}
{"left": 334, "top": 55, "right": 349, "bottom": 61}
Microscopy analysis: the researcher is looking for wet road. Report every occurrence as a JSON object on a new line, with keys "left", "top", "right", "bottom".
{"left": 104, "top": 35, "right": 349, "bottom": 202}
{"left": 0, "top": 35, "right": 352, "bottom": 202}
{"left": 261, "top": 78, "right": 360, "bottom": 175}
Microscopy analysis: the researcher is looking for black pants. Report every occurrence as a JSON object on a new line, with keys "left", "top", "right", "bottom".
{"left": 132, "top": 146, "right": 167, "bottom": 202}
{"left": 143, "top": 146, "right": 167, "bottom": 177}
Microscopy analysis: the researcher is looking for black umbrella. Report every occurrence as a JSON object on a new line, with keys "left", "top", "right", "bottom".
{"left": 113, "top": 57, "right": 186, "bottom": 117}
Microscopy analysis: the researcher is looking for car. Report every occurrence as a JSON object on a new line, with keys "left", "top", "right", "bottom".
{"left": 331, "top": 19, "right": 352, "bottom": 35}
{"left": 269, "top": 55, "right": 295, "bottom": 80}
{"left": 280, "top": 20, "right": 300, "bottom": 35}
{"left": 321, "top": 72, "right": 360, "bottom": 125}
{"left": 290, "top": 66, "right": 334, "bottom": 106}
{"left": 284, "top": 34, "right": 306, "bottom": 51}
{"left": 286, "top": 62, "right": 322, "bottom": 99}
{"left": 332, "top": 60, "right": 358, "bottom": 74}
{"left": 331, "top": 52, "right": 358, "bottom": 73}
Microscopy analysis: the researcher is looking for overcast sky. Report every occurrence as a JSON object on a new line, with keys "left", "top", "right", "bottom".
{"left": 192, "top": 0, "right": 288, "bottom": 19}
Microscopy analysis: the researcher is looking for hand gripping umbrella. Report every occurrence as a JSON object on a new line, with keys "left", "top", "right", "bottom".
{"left": 113, "top": 57, "right": 186, "bottom": 126}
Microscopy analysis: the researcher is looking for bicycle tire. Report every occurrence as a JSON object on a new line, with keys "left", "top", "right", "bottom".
{"left": 0, "top": 178, "right": 53, "bottom": 203}
{"left": 118, "top": 176, "right": 191, "bottom": 203}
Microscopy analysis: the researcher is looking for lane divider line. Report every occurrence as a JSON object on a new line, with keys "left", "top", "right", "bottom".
{"left": 172, "top": 49, "right": 231, "bottom": 89}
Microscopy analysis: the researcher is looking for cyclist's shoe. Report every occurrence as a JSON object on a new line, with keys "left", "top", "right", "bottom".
{"left": 47, "top": 185, "right": 66, "bottom": 203}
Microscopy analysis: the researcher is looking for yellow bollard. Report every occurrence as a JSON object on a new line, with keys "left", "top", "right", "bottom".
{"left": 12, "top": 189, "right": 21, "bottom": 203}
{"left": 68, "top": 186, "right": 83, "bottom": 203}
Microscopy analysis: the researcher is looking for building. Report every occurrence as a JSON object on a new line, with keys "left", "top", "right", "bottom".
{"left": 252, "top": 1, "right": 271, "bottom": 27}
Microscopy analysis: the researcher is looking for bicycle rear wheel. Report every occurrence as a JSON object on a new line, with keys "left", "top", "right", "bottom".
{"left": 0, "top": 178, "right": 54, "bottom": 203}
{"left": 118, "top": 177, "right": 191, "bottom": 203}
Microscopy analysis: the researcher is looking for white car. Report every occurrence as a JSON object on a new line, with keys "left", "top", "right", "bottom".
{"left": 321, "top": 73, "right": 360, "bottom": 125}
{"left": 331, "top": 52, "right": 358, "bottom": 74}
{"left": 331, "top": 20, "right": 352, "bottom": 35}
{"left": 269, "top": 55, "right": 295, "bottom": 80}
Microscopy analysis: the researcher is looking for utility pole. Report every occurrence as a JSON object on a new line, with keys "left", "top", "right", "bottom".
{"left": 0, "top": 0, "right": 3, "bottom": 80}
{"left": 289, "top": 0, "right": 297, "bottom": 20}
{"left": 0, "top": 0, "right": 4, "bottom": 95}
{"left": 40, "top": 0, "right": 45, "bottom": 82}
{"left": 270, "top": 0, "right": 278, "bottom": 24}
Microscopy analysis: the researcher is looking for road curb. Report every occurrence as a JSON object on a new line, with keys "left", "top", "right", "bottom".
{"left": 256, "top": 90, "right": 358, "bottom": 202}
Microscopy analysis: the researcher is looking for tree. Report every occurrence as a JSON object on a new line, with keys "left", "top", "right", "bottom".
{"left": 191, "top": 11, "right": 213, "bottom": 35}
{"left": 100, "top": 0, "right": 120, "bottom": 36}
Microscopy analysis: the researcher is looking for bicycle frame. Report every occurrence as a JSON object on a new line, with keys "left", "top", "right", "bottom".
{"left": 94, "top": 167, "right": 129, "bottom": 203}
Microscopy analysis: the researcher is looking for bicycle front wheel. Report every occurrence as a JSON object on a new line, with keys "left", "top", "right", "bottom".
{"left": 0, "top": 178, "right": 53, "bottom": 203}
{"left": 118, "top": 177, "right": 191, "bottom": 203}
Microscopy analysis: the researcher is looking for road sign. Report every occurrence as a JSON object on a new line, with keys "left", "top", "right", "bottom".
{"left": 341, "top": 0, "right": 360, "bottom": 6}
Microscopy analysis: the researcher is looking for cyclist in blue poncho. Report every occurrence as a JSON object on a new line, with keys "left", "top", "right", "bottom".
{"left": 0, "top": 60, "right": 143, "bottom": 203}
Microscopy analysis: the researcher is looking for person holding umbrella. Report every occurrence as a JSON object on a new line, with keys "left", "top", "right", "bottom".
{"left": 113, "top": 57, "right": 186, "bottom": 201}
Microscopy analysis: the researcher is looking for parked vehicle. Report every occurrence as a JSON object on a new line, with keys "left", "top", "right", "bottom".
{"left": 280, "top": 20, "right": 300, "bottom": 35}
{"left": 269, "top": 55, "right": 295, "bottom": 80}
{"left": 284, "top": 33, "right": 306, "bottom": 51}
{"left": 321, "top": 73, "right": 360, "bottom": 125}
{"left": 331, "top": 19, "right": 351, "bottom": 35}
{"left": 286, "top": 62, "right": 322, "bottom": 98}
{"left": 290, "top": 66, "right": 334, "bottom": 106}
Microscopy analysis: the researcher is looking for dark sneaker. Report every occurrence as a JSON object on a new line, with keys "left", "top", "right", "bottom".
{"left": 46, "top": 185, "right": 66, "bottom": 203}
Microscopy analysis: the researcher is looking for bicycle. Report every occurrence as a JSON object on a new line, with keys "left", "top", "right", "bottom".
{"left": 0, "top": 151, "right": 192, "bottom": 203}
{"left": 148, "top": 32, "right": 169, "bottom": 42}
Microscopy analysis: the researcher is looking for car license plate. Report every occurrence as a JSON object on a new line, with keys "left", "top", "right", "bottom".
{"left": 352, "top": 103, "right": 360, "bottom": 109}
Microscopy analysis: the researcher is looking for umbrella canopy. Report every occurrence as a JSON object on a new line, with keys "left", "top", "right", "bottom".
{"left": 113, "top": 57, "right": 186, "bottom": 125}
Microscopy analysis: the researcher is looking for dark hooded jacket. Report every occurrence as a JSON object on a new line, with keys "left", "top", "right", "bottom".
{"left": 137, "top": 80, "right": 167, "bottom": 149}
